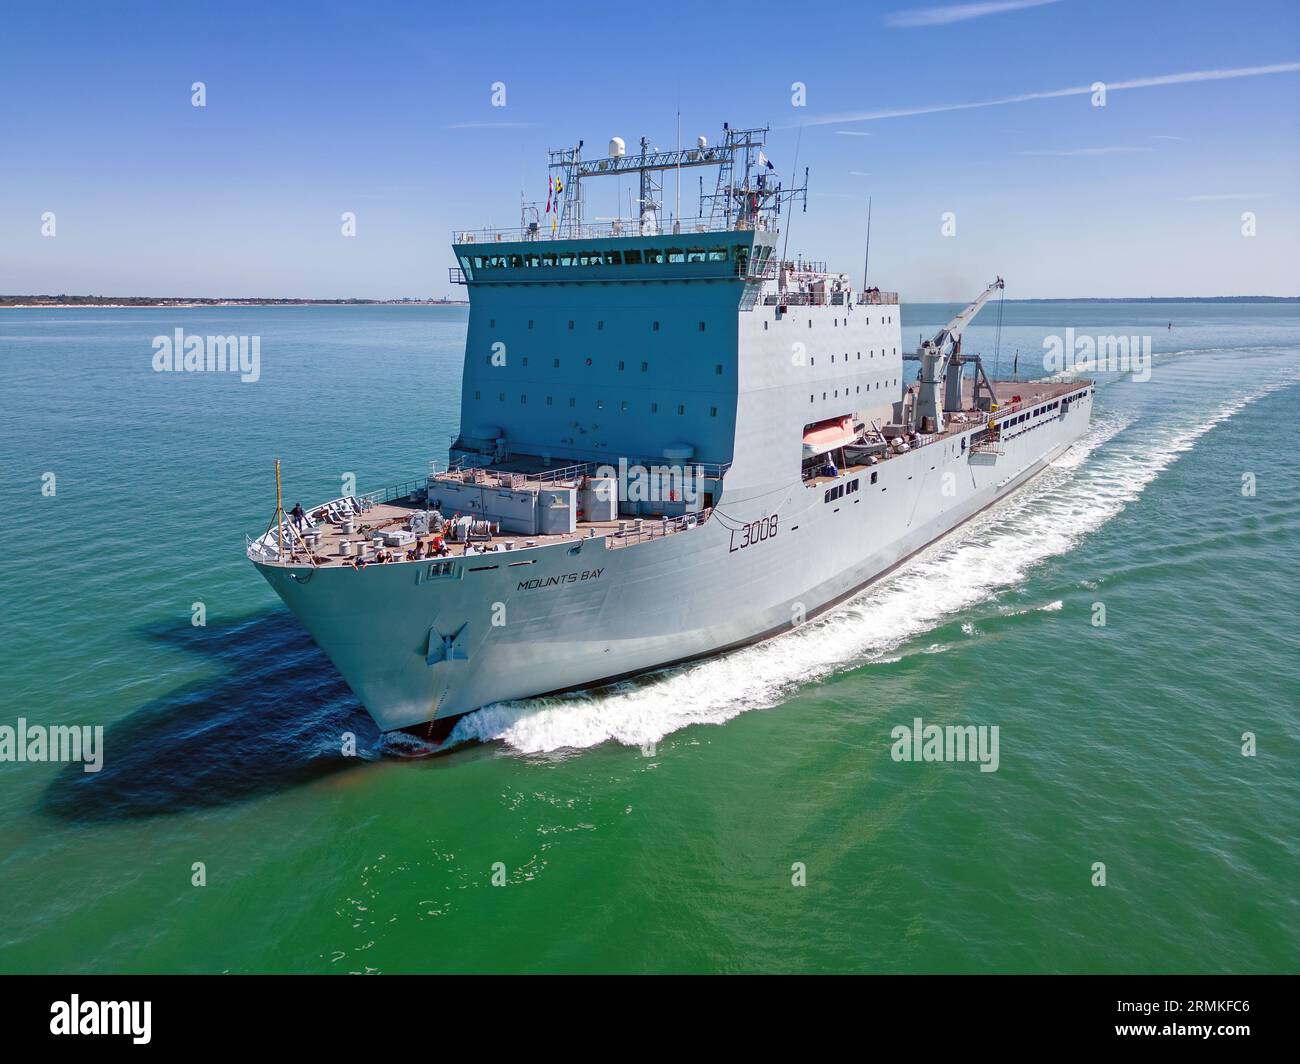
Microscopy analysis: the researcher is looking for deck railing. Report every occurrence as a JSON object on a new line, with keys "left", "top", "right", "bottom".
{"left": 605, "top": 508, "right": 713, "bottom": 548}
{"left": 453, "top": 216, "right": 771, "bottom": 243}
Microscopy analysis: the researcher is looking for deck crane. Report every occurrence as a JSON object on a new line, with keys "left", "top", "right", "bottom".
{"left": 909, "top": 277, "right": 1004, "bottom": 433}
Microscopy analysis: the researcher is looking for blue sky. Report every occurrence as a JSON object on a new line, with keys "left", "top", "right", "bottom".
{"left": 2, "top": 0, "right": 1297, "bottom": 299}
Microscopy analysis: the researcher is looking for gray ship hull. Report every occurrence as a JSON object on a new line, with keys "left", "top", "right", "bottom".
{"left": 255, "top": 390, "right": 1091, "bottom": 732}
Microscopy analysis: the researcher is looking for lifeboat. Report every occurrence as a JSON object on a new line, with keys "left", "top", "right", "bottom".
{"left": 802, "top": 415, "right": 856, "bottom": 459}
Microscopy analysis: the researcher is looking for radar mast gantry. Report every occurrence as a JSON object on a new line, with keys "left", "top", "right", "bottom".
{"left": 545, "top": 124, "right": 806, "bottom": 238}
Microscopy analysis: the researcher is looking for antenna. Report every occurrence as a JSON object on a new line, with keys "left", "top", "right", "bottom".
{"left": 861, "top": 196, "right": 872, "bottom": 290}
{"left": 675, "top": 107, "right": 681, "bottom": 229}
{"left": 780, "top": 125, "right": 804, "bottom": 269}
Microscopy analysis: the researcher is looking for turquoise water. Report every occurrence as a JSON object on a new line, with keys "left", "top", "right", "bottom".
{"left": 0, "top": 302, "right": 1296, "bottom": 973}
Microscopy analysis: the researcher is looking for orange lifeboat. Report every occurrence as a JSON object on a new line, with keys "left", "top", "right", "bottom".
{"left": 802, "top": 415, "right": 856, "bottom": 459}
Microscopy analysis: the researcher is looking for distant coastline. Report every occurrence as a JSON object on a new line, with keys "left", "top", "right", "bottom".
{"left": 2, "top": 294, "right": 1295, "bottom": 309}
{"left": 0, "top": 295, "right": 468, "bottom": 308}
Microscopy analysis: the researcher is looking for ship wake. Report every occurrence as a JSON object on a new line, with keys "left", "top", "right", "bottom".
{"left": 447, "top": 371, "right": 1298, "bottom": 755}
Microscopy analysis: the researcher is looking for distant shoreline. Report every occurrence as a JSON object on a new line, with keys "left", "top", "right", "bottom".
{"left": 0, "top": 297, "right": 468, "bottom": 309}
{"left": 1, "top": 295, "right": 1294, "bottom": 309}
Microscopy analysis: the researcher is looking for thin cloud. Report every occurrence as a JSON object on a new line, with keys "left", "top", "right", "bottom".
{"left": 796, "top": 62, "right": 1300, "bottom": 127}
{"left": 834, "top": 130, "right": 874, "bottom": 136}
{"left": 1019, "top": 146, "right": 1154, "bottom": 156}
{"left": 1151, "top": 134, "right": 1187, "bottom": 140}
{"left": 849, "top": 171, "right": 873, "bottom": 176}
{"left": 886, "top": 0, "right": 1060, "bottom": 28}
{"left": 1179, "top": 192, "right": 1271, "bottom": 201}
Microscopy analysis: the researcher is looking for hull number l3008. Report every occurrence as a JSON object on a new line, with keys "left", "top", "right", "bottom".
{"left": 729, "top": 514, "right": 779, "bottom": 553}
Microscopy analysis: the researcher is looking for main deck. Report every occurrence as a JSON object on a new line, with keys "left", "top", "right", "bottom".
{"left": 803, "top": 378, "right": 1091, "bottom": 488}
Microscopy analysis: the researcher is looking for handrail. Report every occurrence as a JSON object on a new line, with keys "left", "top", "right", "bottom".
{"left": 605, "top": 508, "right": 713, "bottom": 549}
{"left": 453, "top": 217, "right": 772, "bottom": 243}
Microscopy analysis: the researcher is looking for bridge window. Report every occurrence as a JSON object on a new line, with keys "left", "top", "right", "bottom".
{"left": 667, "top": 248, "right": 685, "bottom": 263}
{"left": 624, "top": 249, "right": 643, "bottom": 264}
{"left": 707, "top": 247, "right": 728, "bottom": 262}
{"left": 686, "top": 248, "right": 707, "bottom": 263}
{"left": 710, "top": 406, "right": 718, "bottom": 417}
{"left": 644, "top": 248, "right": 664, "bottom": 265}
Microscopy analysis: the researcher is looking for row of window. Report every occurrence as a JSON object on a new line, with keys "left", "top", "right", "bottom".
{"left": 487, "top": 356, "right": 725, "bottom": 375}
{"left": 488, "top": 318, "right": 705, "bottom": 332}
{"left": 823, "top": 470, "right": 881, "bottom": 502}
{"left": 473, "top": 391, "right": 718, "bottom": 417}
{"left": 824, "top": 478, "right": 860, "bottom": 503}
{"left": 463, "top": 243, "right": 773, "bottom": 273}
{"left": 812, "top": 378, "right": 899, "bottom": 402}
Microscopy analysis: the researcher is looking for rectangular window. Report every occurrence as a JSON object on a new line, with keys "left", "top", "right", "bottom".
{"left": 706, "top": 247, "right": 728, "bottom": 262}
{"left": 686, "top": 247, "right": 706, "bottom": 263}
{"left": 666, "top": 248, "right": 685, "bottom": 263}
{"left": 624, "top": 249, "right": 643, "bottom": 264}
{"left": 644, "top": 248, "right": 664, "bottom": 265}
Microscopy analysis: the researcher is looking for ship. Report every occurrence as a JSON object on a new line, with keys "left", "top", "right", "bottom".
{"left": 248, "top": 125, "right": 1094, "bottom": 742}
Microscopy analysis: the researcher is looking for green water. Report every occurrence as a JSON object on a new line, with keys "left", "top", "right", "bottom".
{"left": 1, "top": 303, "right": 1297, "bottom": 973}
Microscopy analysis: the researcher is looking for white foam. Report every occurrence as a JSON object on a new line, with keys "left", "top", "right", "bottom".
{"left": 451, "top": 372, "right": 1298, "bottom": 755}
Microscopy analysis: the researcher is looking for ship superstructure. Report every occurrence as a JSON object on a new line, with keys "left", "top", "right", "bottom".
{"left": 249, "top": 125, "right": 1094, "bottom": 739}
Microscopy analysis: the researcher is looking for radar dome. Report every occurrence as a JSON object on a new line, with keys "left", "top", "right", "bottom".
{"left": 609, "top": 137, "right": 626, "bottom": 158}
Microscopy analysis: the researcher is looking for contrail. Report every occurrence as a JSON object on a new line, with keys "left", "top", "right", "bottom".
{"left": 795, "top": 62, "right": 1300, "bottom": 127}
{"left": 885, "top": 0, "right": 1060, "bottom": 29}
